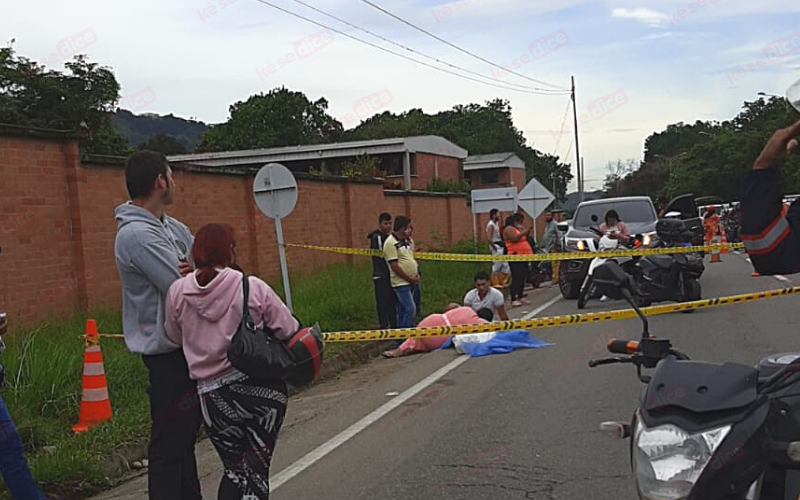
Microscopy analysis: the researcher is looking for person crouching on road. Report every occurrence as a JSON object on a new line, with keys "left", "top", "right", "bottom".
{"left": 503, "top": 213, "right": 533, "bottom": 308}
{"left": 164, "top": 224, "right": 299, "bottom": 500}
{"left": 384, "top": 216, "right": 420, "bottom": 328}
{"left": 464, "top": 271, "right": 509, "bottom": 321}
{"left": 381, "top": 305, "right": 493, "bottom": 358}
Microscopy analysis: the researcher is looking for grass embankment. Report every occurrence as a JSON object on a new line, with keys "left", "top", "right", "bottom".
{"left": 1, "top": 241, "right": 487, "bottom": 498}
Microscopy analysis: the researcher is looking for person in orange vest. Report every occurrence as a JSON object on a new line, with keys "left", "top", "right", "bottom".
{"left": 703, "top": 206, "right": 721, "bottom": 242}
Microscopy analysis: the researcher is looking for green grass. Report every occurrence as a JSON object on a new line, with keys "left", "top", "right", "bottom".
{"left": 0, "top": 240, "right": 488, "bottom": 498}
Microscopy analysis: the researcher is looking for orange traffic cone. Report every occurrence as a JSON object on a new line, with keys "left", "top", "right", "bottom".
{"left": 720, "top": 228, "right": 729, "bottom": 254}
{"left": 73, "top": 319, "right": 112, "bottom": 433}
{"left": 709, "top": 234, "right": 722, "bottom": 263}
{"left": 752, "top": 271, "right": 761, "bottom": 277}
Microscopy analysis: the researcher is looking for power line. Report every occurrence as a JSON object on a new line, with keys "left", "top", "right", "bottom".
{"left": 289, "top": 0, "right": 568, "bottom": 95}
{"left": 357, "top": 0, "right": 568, "bottom": 91}
{"left": 552, "top": 96, "right": 572, "bottom": 155}
{"left": 253, "top": 0, "right": 571, "bottom": 96}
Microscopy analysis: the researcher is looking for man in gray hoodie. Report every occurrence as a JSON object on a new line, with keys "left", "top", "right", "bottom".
{"left": 114, "top": 151, "right": 201, "bottom": 500}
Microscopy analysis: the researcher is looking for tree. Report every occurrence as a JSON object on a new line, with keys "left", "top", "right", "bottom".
{"left": 137, "top": 134, "right": 187, "bottom": 155}
{"left": 197, "top": 87, "right": 344, "bottom": 152}
{"left": 0, "top": 44, "right": 128, "bottom": 155}
{"left": 603, "top": 159, "right": 637, "bottom": 196}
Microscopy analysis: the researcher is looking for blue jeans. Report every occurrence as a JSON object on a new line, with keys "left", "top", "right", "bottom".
{"left": 412, "top": 283, "right": 421, "bottom": 319}
{"left": 394, "top": 285, "right": 417, "bottom": 329}
{"left": 0, "top": 392, "right": 45, "bottom": 500}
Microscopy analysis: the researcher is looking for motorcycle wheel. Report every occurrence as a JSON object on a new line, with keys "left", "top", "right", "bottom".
{"left": 577, "top": 281, "right": 592, "bottom": 309}
{"left": 559, "top": 263, "right": 580, "bottom": 299}
{"left": 680, "top": 280, "right": 701, "bottom": 314}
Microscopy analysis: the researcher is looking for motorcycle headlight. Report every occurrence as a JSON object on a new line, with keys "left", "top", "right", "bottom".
{"left": 576, "top": 240, "right": 585, "bottom": 251}
{"left": 633, "top": 418, "right": 731, "bottom": 500}
{"left": 643, "top": 232, "right": 659, "bottom": 247}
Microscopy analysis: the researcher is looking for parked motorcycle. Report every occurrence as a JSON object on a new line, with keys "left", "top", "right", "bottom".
{"left": 577, "top": 226, "right": 640, "bottom": 309}
{"left": 634, "top": 218, "right": 704, "bottom": 315}
{"left": 589, "top": 261, "right": 800, "bottom": 500}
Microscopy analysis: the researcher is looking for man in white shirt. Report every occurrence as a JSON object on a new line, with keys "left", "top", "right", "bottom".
{"left": 486, "top": 208, "right": 510, "bottom": 281}
{"left": 463, "top": 271, "right": 509, "bottom": 321}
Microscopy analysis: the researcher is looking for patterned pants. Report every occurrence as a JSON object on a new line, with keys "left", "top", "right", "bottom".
{"left": 200, "top": 378, "right": 288, "bottom": 500}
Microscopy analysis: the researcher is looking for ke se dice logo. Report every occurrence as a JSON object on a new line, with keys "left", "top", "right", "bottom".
{"left": 55, "top": 28, "right": 98, "bottom": 60}
{"left": 587, "top": 89, "right": 628, "bottom": 119}
{"left": 118, "top": 87, "right": 156, "bottom": 112}
{"left": 294, "top": 30, "right": 335, "bottom": 59}
{"left": 352, "top": 88, "right": 393, "bottom": 118}
{"left": 528, "top": 29, "right": 569, "bottom": 59}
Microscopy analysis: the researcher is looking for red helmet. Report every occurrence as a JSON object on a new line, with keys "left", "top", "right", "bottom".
{"left": 286, "top": 323, "right": 324, "bottom": 387}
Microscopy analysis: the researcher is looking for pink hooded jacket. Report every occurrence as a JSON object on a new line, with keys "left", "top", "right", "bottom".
{"left": 164, "top": 268, "right": 299, "bottom": 381}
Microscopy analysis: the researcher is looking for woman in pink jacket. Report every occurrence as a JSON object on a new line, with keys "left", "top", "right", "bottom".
{"left": 165, "top": 224, "right": 298, "bottom": 500}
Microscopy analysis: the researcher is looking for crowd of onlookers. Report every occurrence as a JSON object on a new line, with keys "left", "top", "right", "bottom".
{"left": 368, "top": 208, "right": 559, "bottom": 341}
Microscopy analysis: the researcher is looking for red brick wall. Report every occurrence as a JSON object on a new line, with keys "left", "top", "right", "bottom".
{"left": 511, "top": 168, "right": 526, "bottom": 188}
{"left": 0, "top": 135, "right": 477, "bottom": 322}
{"left": 412, "top": 154, "right": 461, "bottom": 190}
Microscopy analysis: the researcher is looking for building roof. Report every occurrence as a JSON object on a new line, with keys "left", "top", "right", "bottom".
{"left": 464, "top": 152, "right": 525, "bottom": 171}
{"left": 168, "top": 135, "right": 468, "bottom": 169}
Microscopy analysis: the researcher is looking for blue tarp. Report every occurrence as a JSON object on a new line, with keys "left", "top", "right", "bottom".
{"left": 439, "top": 330, "right": 553, "bottom": 357}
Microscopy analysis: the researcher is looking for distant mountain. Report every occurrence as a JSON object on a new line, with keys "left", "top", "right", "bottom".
{"left": 563, "top": 190, "right": 604, "bottom": 212}
{"left": 112, "top": 109, "right": 210, "bottom": 151}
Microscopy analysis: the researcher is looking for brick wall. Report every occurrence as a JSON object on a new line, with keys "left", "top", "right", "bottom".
{"left": 0, "top": 134, "right": 477, "bottom": 323}
{"left": 412, "top": 153, "right": 462, "bottom": 190}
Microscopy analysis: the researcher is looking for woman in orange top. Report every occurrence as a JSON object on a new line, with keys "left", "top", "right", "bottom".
{"left": 503, "top": 213, "right": 534, "bottom": 307}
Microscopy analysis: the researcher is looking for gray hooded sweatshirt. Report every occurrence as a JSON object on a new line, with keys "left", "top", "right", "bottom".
{"left": 114, "top": 202, "right": 194, "bottom": 355}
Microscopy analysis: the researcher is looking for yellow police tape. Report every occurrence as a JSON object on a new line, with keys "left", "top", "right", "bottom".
{"left": 82, "top": 283, "right": 794, "bottom": 344}
{"left": 285, "top": 242, "right": 745, "bottom": 263}
{"left": 321, "top": 285, "right": 799, "bottom": 342}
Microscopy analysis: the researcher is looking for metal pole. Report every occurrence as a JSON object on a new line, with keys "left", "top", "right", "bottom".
{"left": 275, "top": 215, "right": 293, "bottom": 312}
{"left": 581, "top": 157, "right": 585, "bottom": 197}
{"left": 472, "top": 212, "right": 478, "bottom": 254}
{"left": 571, "top": 76, "right": 583, "bottom": 204}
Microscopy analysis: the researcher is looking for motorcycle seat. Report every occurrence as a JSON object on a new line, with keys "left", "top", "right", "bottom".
{"left": 648, "top": 255, "right": 674, "bottom": 270}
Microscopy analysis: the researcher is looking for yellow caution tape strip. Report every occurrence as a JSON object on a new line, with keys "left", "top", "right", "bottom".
{"left": 286, "top": 242, "right": 745, "bottom": 263}
{"left": 321, "top": 285, "right": 798, "bottom": 342}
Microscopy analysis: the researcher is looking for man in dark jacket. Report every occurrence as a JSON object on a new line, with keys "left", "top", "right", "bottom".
{"left": 368, "top": 213, "right": 396, "bottom": 328}
{"left": 741, "top": 121, "right": 800, "bottom": 274}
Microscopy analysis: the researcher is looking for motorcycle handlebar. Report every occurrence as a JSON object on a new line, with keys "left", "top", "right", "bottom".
{"left": 607, "top": 339, "right": 639, "bottom": 355}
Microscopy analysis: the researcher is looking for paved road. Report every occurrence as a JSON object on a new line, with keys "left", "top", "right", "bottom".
{"left": 93, "top": 251, "right": 800, "bottom": 499}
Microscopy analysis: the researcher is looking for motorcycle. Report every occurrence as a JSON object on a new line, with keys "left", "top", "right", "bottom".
{"left": 589, "top": 260, "right": 800, "bottom": 500}
{"left": 577, "top": 226, "right": 640, "bottom": 309}
{"left": 635, "top": 218, "right": 704, "bottom": 312}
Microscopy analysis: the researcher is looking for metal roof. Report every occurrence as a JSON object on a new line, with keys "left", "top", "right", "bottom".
{"left": 463, "top": 152, "right": 525, "bottom": 171}
{"left": 167, "top": 135, "right": 468, "bottom": 169}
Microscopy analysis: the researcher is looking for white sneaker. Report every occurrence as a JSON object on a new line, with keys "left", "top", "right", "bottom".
{"left": 600, "top": 295, "right": 610, "bottom": 302}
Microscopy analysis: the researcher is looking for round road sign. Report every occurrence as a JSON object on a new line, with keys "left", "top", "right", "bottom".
{"left": 253, "top": 163, "right": 298, "bottom": 219}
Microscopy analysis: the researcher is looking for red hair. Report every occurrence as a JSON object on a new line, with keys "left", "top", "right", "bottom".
{"left": 192, "top": 223, "right": 236, "bottom": 286}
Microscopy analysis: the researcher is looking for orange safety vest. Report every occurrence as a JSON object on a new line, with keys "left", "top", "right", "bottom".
{"left": 704, "top": 214, "right": 720, "bottom": 239}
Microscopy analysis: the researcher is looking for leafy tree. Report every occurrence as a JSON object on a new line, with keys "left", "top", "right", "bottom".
{"left": 137, "top": 134, "right": 187, "bottom": 155}
{"left": 0, "top": 44, "right": 127, "bottom": 155}
{"left": 197, "top": 87, "right": 344, "bottom": 152}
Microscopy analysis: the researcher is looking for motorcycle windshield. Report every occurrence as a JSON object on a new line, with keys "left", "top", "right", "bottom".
{"left": 644, "top": 357, "right": 757, "bottom": 413}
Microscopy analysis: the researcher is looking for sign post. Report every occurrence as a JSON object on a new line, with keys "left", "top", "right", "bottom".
{"left": 517, "top": 179, "right": 555, "bottom": 245}
{"left": 470, "top": 187, "right": 519, "bottom": 250}
{"left": 253, "top": 163, "right": 298, "bottom": 311}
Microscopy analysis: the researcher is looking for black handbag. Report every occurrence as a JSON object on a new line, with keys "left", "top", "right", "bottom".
{"left": 227, "top": 275, "right": 296, "bottom": 381}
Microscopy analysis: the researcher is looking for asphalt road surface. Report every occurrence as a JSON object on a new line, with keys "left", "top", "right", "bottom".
{"left": 93, "top": 250, "right": 800, "bottom": 500}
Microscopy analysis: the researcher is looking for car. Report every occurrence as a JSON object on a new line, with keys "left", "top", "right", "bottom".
{"left": 557, "top": 194, "right": 703, "bottom": 300}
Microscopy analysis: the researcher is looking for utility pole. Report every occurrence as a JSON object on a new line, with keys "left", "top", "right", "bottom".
{"left": 581, "top": 157, "right": 585, "bottom": 197}
{"left": 571, "top": 76, "right": 583, "bottom": 204}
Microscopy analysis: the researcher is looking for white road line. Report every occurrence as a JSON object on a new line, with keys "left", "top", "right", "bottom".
{"left": 271, "top": 355, "right": 470, "bottom": 491}
{"left": 271, "top": 291, "right": 562, "bottom": 491}
{"left": 522, "top": 294, "right": 562, "bottom": 319}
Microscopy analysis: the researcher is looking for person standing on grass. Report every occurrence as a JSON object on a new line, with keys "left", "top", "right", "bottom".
{"left": 463, "top": 271, "right": 509, "bottom": 321}
{"left": 165, "top": 224, "right": 298, "bottom": 500}
{"left": 503, "top": 213, "right": 533, "bottom": 308}
{"left": 486, "top": 209, "right": 511, "bottom": 281}
{"left": 0, "top": 310, "right": 46, "bottom": 500}
{"left": 368, "top": 213, "right": 396, "bottom": 329}
{"left": 113, "top": 151, "right": 202, "bottom": 500}
{"left": 383, "top": 216, "right": 420, "bottom": 328}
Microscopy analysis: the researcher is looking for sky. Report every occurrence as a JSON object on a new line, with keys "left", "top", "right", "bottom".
{"left": 3, "top": 0, "right": 800, "bottom": 191}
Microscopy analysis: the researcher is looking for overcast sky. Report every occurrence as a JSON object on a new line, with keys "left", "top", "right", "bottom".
{"left": 3, "top": 0, "right": 799, "bottom": 191}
